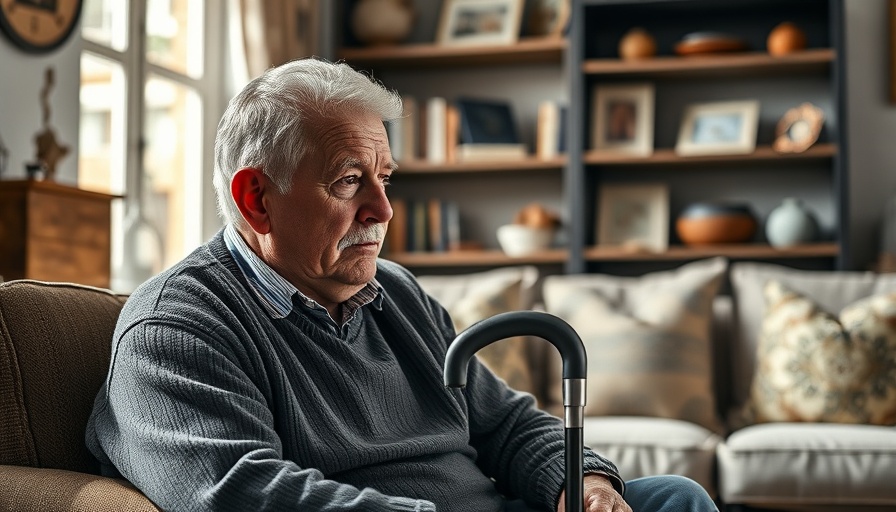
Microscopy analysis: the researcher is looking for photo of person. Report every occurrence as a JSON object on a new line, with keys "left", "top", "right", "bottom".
{"left": 606, "top": 100, "right": 637, "bottom": 142}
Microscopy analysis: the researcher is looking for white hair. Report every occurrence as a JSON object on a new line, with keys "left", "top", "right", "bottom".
{"left": 213, "top": 58, "right": 404, "bottom": 228}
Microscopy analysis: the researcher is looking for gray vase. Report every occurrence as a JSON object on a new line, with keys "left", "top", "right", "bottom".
{"left": 765, "top": 197, "right": 818, "bottom": 247}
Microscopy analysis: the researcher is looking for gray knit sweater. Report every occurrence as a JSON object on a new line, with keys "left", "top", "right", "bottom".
{"left": 86, "top": 232, "right": 621, "bottom": 512}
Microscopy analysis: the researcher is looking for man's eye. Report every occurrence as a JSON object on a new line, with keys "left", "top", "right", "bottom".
{"left": 382, "top": 175, "right": 392, "bottom": 186}
{"left": 341, "top": 175, "right": 360, "bottom": 185}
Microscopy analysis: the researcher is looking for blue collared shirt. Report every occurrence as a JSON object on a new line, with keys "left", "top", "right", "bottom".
{"left": 223, "top": 224, "right": 383, "bottom": 336}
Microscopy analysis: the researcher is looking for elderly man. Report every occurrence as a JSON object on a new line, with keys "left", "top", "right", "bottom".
{"left": 86, "top": 58, "right": 717, "bottom": 512}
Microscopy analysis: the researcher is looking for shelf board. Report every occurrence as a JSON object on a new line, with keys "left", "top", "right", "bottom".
{"left": 338, "top": 37, "right": 567, "bottom": 68}
{"left": 396, "top": 156, "right": 565, "bottom": 174}
{"left": 384, "top": 249, "right": 568, "bottom": 267}
{"left": 584, "top": 243, "right": 840, "bottom": 262}
{"left": 583, "top": 143, "right": 837, "bottom": 166}
{"left": 582, "top": 48, "right": 835, "bottom": 78}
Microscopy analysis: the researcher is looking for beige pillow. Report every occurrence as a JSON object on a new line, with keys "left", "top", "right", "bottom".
{"left": 417, "top": 266, "right": 539, "bottom": 396}
{"left": 745, "top": 280, "right": 896, "bottom": 425}
{"left": 542, "top": 258, "right": 727, "bottom": 433}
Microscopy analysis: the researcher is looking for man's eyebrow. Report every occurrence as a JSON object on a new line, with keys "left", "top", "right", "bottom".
{"left": 387, "top": 160, "right": 399, "bottom": 172}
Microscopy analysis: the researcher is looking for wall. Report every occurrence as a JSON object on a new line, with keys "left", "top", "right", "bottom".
{"left": 0, "top": 27, "right": 81, "bottom": 186}
{"left": 844, "top": 0, "right": 896, "bottom": 270}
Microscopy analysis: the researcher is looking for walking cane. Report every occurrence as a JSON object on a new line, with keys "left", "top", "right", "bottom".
{"left": 444, "top": 311, "right": 586, "bottom": 512}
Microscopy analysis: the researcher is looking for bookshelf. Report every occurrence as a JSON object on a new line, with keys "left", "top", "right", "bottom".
{"left": 336, "top": 0, "right": 848, "bottom": 273}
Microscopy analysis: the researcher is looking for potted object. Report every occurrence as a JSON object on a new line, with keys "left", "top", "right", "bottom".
{"left": 765, "top": 197, "right": 819, "bottom": 247}
{"left": 618, "top": 27, "right": 657, "bottom": 60}
{"left": 676, "top": 202, "right": 757, "bottom": 245}
{"left": 767, "top": 22, "right": 807, "bottom": 56}
{"left": 350, "top": 0, "right": 415, "bottom": 46}
{"left": 497, "top": 203, "right": 560, "bottom": 256}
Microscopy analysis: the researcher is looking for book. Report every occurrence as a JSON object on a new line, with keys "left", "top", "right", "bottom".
{"left": 445, "top": 102, "right": 460, "bottom": 163}
{"left": 399, "top": 95, "right": 418, "bottom": 161}
{"left": 536, "top": 100, "right": 560, "bottom": 159}
{"left": 425, "top": 97, "right": 448, "bottom": 163}
{"left": 457, "top": 143, "right": 527, "bottom": 162}
{"left": 386, "top": 197, "right": 408, "bottom": 254}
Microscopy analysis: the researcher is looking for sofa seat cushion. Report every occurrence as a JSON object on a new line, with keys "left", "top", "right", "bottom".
{"left": 583, "top": 416, "right": 721, "bottom": 497}
{"left": 717, "top": 422, "right": 896, "bottom": 507}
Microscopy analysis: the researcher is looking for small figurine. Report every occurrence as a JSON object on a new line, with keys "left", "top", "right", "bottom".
{"left": 32, "top": 67, "right": 70, "bottom": 181}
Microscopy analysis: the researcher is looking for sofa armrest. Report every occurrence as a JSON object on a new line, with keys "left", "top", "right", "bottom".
{"left": 0, "top": 465, "right": 159, "bottom": 512}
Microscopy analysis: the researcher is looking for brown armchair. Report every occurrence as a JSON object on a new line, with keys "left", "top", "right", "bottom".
{"left": 0, "top": 280, "right": 159, "bottom": 511}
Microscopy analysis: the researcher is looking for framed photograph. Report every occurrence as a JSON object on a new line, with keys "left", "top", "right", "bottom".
{"left": 591, "top": 83, "right": 655, "bottom": 156}
{"left": 675, "top": 100, "right": 760, "bottom": 156}
{"left": 437, "top": 0, "right": 524, "bottom": 47}
{"left": 455, "top": 98, "right": 520, "bottom": 144}
{"left": 525, "top": 0, "right": 570, "bottom": 37}
{"left": 773, "top": 102, "right": 825, "bottom": 153}
{"left": 596, "top": 183, "right": 669, "bottom": 252}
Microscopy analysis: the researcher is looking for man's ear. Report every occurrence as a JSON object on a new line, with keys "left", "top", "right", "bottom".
{"left": 231, "top": 167, "right": 272, "bottom": 234}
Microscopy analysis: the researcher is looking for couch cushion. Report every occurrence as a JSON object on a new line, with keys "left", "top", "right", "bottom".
{"left": 745, "top": 280, "right": 896, "bottom": 425}
{"left": 417, "top": 266, "right": 542, "bottom": 397}
{"left": 583, "top": 416, "right": 721, "bottom": 497}
{"left": 729, "top": 263, "right": 896, "bottom": 414}
{"left": 717, "top": 423, "right": 896, "bottom": 507}
{"left": 543, "top": 258, "right": 727, "bottom": 432}
{"left": 0, "top": 280, "right": 125, "bottom": 473}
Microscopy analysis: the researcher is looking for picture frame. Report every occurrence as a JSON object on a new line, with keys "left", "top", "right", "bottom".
{"left": 455, "top": 98, "right": 521, "bottom": 144}
{"left": 437, "top": 0, "right": 525, "bottom": 47}
{"left": 596, "top": 183, "right": 669, "bottom": 252}
{"left": 773, "top": 102, "right": 825, "bottom": 153}
{"left": 524, "top": 0, "right": 570, "bottom": 37}
{"left": 591, "top": 83, "right": 655, "bottom": 156}
{"left": 675, "top": 100, "right": 760, "bottom": 156}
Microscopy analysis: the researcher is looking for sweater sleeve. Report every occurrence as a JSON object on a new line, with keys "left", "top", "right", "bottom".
{"left": 429, "top": 303, "right": 625, "bottom": 511}
{"left": 88, "top": 320, "right": 435, "bottom": 512}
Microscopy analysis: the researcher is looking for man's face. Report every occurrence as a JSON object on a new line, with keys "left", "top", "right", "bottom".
{"left": 262, "top": 111, "right": 395, "bottom": 305}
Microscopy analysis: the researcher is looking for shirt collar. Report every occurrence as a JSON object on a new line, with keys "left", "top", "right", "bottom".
{"left": 223, "top": 224, "right": 384, "bottom": 321}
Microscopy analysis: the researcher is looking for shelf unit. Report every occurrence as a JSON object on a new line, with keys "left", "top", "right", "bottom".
{"left": 338, "top": 1, "right": 570, "bottom": 271}
{"left": 566, "top": 0, "right": 847, "bottom": 274}
{"left": 337, "top": 0, "right": 847, "bottom": 274}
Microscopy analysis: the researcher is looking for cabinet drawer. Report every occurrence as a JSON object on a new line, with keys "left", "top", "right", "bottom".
{"left": 27, "top": 193, "right": 111, "bottom": 247}
{"left": 27, "top": 239, "right": 110, "bottom": 288}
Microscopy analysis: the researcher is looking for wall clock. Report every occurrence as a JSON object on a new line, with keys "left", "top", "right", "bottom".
{"left": 0, "top": 0, "right": 83, "bottom": 54}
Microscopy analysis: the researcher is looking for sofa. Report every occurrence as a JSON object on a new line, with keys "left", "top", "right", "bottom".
{"left": 418, "top": 259, "right": 896, "bottom": 511}
{"left": 2, "top": 261, "right": 894, "bottom": 512}
{"left": 0, "top": 280, "right": 160, "bottom": 511}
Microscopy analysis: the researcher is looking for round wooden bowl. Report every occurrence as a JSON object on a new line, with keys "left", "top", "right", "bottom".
{"left": 676, "top": 203, "right": 757, "bottom": 245}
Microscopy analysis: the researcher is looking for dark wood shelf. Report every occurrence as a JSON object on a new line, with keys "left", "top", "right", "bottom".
{"left": 339, "top": 37, "right": 567, "bottom": 68}
{"left": 396, "top": 156, "right": 565, "bottom": 175}
{"left": 583, "top": 143, "right": 837, "bottom": 166}
{"left": 384, "top": 249, "right": 568, "bottom": 267}
{"left": 584, "top": 243, "right": 840, "bottom": 262}
{"left": 582, "top": 48, "right": 835, "bottom": 78}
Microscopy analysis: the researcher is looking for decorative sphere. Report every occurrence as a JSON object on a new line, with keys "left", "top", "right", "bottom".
{"left": 767, "top": 22, "right": 807, "bottom": 56}
{"left": 351, "top": 0, "right": 415, "bottom": 46}
{"left": 619, "top": 28, "right": 657, "bottom": 60}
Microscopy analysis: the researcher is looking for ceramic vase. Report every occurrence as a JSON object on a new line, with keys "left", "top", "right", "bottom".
{"left": 765, "top": 197, "right": 818, "bottom": 247}
{"left": 350, "top": 0, "right": 415, "bottom": 46}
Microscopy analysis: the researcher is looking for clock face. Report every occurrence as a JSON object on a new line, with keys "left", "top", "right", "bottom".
{"left": 0, "top": 0, "right": 83, "bottom": 53}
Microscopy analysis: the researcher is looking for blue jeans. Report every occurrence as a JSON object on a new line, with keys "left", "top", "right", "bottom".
{"left": 504, "top": 475, "right": 718, "bottom": 512}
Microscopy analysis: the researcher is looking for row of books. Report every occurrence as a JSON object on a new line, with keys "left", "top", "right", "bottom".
{"left": 385, "top": 198, "right": 461, "bottom": 254}
{"left": 386, "top": 96, "right": 567, "bottom": 164}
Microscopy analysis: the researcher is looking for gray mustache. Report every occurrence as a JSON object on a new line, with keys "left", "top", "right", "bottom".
{"left": 338, "top": 224, "right": 385, "bottom": 250}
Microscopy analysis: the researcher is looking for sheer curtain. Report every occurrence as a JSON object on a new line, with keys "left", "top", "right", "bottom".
{"left": 226, "top": 0, "right": 319, "bottom": 90}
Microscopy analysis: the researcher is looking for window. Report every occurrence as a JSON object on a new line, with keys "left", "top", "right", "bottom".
{"left": 79, "top": 0, "right": 224, "bottom": 292}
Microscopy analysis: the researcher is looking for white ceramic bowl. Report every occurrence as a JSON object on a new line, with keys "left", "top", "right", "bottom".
{"left": 496, "top": 224, "right": 554, "bottom": 256}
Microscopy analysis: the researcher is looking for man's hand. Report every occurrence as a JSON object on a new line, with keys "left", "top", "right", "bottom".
{"left": 557, "top": 474, "right": 632, "bottom": 512}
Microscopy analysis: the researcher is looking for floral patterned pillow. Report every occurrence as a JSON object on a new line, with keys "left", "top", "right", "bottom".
{"left": 747, "top": 280, "right": 896, "bottom": 425}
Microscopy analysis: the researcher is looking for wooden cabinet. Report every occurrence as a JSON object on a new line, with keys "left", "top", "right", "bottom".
{"left": 0, "top": 180, "right": 117, "bottom": 288}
